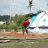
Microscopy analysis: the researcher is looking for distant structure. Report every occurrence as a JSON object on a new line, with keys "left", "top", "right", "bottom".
{"left": 0, "top": 21, "right": 5, "bottom": 24}
{"left": 0, "top": 15, "right": 10, "bottom": 24}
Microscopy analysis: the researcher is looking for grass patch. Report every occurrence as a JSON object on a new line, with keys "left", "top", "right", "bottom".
{"left": 0, "top": 39, "right": 48, "bottom": 48}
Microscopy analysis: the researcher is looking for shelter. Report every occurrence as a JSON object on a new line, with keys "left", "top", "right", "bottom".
{"left": 28, "top": 11, "right": 48, "bottom": 34}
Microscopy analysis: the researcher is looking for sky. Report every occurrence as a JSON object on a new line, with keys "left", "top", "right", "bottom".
{"left": 0, "top": 0, "right": 48, "bottom": 16}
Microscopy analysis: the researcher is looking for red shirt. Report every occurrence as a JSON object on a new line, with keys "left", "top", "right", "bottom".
{"left": 22, "top": 20, "right": 30, "bottom": 27}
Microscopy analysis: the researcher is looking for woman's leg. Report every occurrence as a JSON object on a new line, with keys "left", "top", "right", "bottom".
{"left": 25, "top": 27, "right": 28, "bottom": 34}
{"left": 22, "top": 26, "right": 25, "bottom": 34}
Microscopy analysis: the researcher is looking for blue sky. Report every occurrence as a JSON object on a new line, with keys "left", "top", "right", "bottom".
{"left": 0, "top": 0, "right": 48, "bottom": 16}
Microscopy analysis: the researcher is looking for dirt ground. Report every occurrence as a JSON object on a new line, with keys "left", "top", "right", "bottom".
{"left": 0, "top": 32, "right": 48, "bottom": 39}
{"left": 0, "top": 32, "right": 48, "bottom": 48}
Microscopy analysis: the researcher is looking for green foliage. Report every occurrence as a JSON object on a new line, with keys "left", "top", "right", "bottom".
{"left": 13, "top": 14, "right": 29, "bottom": 26}
{"left": 0, "top": 25, "right": 3, "bottom": 29}
{"left": 0, "top": 39, "right": 48, "bottom": 48}
{"left": 0, "top": 14, "right": 31, "bottom": 32}
{"left": 9, "top": 23, "right": 18, "bottom": 31}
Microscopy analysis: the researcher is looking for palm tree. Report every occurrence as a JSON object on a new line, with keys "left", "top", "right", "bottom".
{"left": 29, "top": 0, "right": 33, "bottom": 16}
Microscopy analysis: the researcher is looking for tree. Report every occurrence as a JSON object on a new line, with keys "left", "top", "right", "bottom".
{"left": 29, "top": 0, "right": 33, "bottom": 13}
{"left": 37, "top": 10, "right": 44, "bottom": 15}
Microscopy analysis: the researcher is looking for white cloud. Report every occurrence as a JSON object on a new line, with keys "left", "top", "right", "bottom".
{"left": 32, "top": 0, "right": 48, "bottom": 13}
{"left": 0, "top": 0, "right": 48, "bottom": 16}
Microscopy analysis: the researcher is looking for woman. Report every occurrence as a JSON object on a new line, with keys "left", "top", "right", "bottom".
{"left": 21, "top": 19, "right": 30, "bottom": 34}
